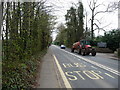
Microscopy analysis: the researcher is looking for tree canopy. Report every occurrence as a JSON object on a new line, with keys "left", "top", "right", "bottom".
{"left": 95, "top": 29, "right": 120, "bottom": 51}
{"left": 55, "top": 1, "right": 84, "bottom": 47}
{"left": 2, "top": 1, "right": 54, "bottom": 88}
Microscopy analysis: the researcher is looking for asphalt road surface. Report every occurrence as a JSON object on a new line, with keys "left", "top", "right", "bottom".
{"left": 50, "top": 45, "right": 120, "bottom": 89}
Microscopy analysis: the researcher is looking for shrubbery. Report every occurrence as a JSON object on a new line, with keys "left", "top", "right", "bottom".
{"left": 2, "top": 2, "right": 53, "bottom": 89}
{"left": 95, "top": 29, "right": 120, "bottom": 51}
{"left": 2, "top": 49, "right": 47, "bottom": 89}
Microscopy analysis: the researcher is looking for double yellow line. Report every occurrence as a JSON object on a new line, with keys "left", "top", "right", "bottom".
{"left": 53, "top": 54, "right": 72, "bottom": 88}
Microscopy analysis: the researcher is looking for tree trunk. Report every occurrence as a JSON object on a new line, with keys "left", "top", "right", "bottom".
{"left": 91, "top": 10, "right": 94, "bottom": 40}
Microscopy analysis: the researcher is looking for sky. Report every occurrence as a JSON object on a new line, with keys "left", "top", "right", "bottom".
{"left": 45, "top": 0, "right": 118, "bottom": 41}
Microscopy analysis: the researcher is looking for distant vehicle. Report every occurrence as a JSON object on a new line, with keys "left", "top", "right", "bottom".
{"left": 60, "top": 45, "right": 66, "bottom": 49}
{"left": 71, "top": 39, "right": 96, "bottom": 56}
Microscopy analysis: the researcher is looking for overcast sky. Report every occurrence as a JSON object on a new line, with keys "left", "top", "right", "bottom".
{"left": 46, "top": 0, "right": 118, "bottom": 40}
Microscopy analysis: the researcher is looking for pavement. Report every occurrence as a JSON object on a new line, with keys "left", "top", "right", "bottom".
{"left": 0, "top": 40, "right": 1, "bottom": 90}
{"left": 36, "top": 48, "right": 62, "bottom": 88}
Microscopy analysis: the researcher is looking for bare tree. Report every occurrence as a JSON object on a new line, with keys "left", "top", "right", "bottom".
{"left": 0, "top": 2, "right": 3, "bottom": 39}
{"left": 107, "top": 1, "right": 119, "bottom": 11}
{"left": 88, "top": 0, "right": 116, "bottom": 39}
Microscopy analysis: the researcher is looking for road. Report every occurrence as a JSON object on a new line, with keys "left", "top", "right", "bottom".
{"left": 50, "top": 45, "right": 120, "bottom": 88}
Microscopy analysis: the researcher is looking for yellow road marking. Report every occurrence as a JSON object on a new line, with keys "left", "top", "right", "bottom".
{"left": 69, "top": 64, "right": 74, "bottom": 67}
{"left": 73, "top": 71, "right": 85, "bottom": 80}
{"left": 65, "top": 71, "right": 78, "bottom": 81}
{"left": 105, "top": 73, "right": 115, "bottom": 79}
{"left": 62, "top": 63, "right": 67, "bottom": 68}
{"left": 91, "top": 70, "right": 104, "bottom": 79}
{"left": 53, "top": 45, "right": 120, "bottom": 76}
{"left": 62, "top": 63, "right": 86, "bottom": 68}
{"left": 83, "top": 71, "right": 100, "bottom": 79}
{"left": 53, "top": 55, "right": 72, "bottom": 88}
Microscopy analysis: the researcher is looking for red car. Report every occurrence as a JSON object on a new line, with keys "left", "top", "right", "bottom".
{"left": 71, "top": 39, "right": 96, "bottom": 56}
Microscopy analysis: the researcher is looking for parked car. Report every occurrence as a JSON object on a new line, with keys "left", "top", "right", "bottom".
{"left": 60, "top": 45, "right": 66, "bottom": 49}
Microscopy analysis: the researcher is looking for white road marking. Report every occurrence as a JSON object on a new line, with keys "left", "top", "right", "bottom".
{"left": 53, "top": 54, "right": 72, "bottom": 88}
{"left": 98, "top": 71, "right": 102, "bottom": 73}
{"left": 91, "top": 66, "right": 98, "bottom": 69}
{"left": 105, "top": 73, "right": 115, "bottom": 79}
{"left": 53, "top": 45, "right": 120, "bottom": 76}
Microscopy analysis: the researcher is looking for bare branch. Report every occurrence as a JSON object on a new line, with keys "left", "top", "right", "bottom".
{"left": 94, "top": 19, "right": 101, "bottom": 24}
{"left": 101, "top": 23, "right": 111, "bottom": 29}
{"left": 93, "top": 23, "right": 111, "bottom": 31}
{"left": 94, "top": 23, "right": 99, "bottom": 30}
{"left": 94, "top": 27, "right": 106, "bottom": 32}
{"left": 95, "top": 3, "right": 105, "bottom": 9}
{"left": 106, "top": 1, "right": 119, "bottom": 12}
{"left": 88, "top": 1, "right": 93, "bottom": 10}
{"left": 87, "top": 0, "right": 117, "bottom": 39}
{"left": 94, "top": 11, "right": 106, "bottom": 17}
{"left": 93, "top": 3, "right": 116, "bottom": 17}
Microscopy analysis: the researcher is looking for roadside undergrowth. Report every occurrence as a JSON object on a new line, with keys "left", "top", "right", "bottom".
{"left": 2, "top": 49, "right": 47, "bottom": 89}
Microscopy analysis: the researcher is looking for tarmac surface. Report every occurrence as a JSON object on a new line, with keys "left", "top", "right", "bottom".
{"left": 37, "top": 45, "right": 120, "bottom": 89}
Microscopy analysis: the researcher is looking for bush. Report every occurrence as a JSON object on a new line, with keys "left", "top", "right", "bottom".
{"left": 2, "top": 49, "right": 47, "bottom": 89}
{"left": 95, "top": 29, "right": 120, "bottom": 51}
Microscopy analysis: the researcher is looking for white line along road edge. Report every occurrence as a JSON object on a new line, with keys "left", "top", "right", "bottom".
{"left": 53, "top": 45, "right": 120, "bottom": 76}
{"left": 53, "top": 54, "right": 72, "bottom": 88}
